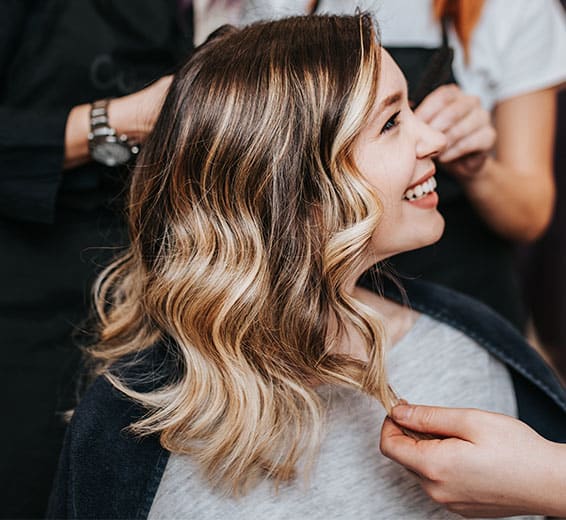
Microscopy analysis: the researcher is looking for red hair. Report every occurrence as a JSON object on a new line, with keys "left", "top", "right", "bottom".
{"left": 434, "top": 0, "right": 485, "bottom": 61}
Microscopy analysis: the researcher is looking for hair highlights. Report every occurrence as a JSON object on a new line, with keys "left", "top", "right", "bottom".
{"left": 91, "top": 13, "right": 397, "bottom": 494}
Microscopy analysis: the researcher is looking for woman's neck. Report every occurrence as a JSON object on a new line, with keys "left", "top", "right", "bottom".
{"left": 333, "top": 285, "right": 419, "bottom": 363}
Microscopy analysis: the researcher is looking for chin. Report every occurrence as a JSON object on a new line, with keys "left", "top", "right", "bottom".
{"left": 371, "top": 214, "right": 445, "bottom": 261}
{"left": 403, "top": 215, "right": 445, "bottom": 254}
{"left": 429, "top": 214, "right": 445, "bottom": 244}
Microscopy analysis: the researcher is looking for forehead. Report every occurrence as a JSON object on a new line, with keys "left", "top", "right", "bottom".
{"left": 377, "top": 49, "right": 407, "bottom": 99}
{"left": 359, "top": 49, "right": 407, "bottom": 133}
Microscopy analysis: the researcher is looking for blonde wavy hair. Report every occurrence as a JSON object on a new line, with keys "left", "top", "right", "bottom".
{"left": 91, "top": 13, "right": 398, "bottom": 494}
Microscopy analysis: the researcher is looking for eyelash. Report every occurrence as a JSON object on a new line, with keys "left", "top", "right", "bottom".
{"left": 380, "top": 111, "right": 401, "bottom": 135}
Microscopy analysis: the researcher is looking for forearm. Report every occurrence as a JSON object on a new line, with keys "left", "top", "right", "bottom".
{"left": 538, "top": 441, "right": 566, "bottom": 517}
{"left": 63, "top": 77, "right": 171, "bottom": 170}
{"left": 63, "top": 104, "right": 91, "bottom": 170}
{"left": 461, "top": 156, "right": 555, "bottom": 242}
{"left": 63, "top": 99, "right": 146, "bottom": 170}
{"left": 0, "top": 106, "right": 69, "bottom": 223}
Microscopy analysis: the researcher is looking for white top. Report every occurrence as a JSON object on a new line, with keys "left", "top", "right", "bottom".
{"left": 237, "top": 0, "right": 566, "bottom": 111}
{"left": 149, "top": 314, "right": 541, "bottom": 520}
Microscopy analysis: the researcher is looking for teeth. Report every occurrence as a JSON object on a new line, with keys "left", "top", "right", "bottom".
{"left": 403, "top": 176, "right": 436, "bottom": 201}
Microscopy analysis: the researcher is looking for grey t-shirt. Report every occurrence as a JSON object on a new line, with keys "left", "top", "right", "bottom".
{"left": 149, "top": 314, "right": 540, "bottom": 520}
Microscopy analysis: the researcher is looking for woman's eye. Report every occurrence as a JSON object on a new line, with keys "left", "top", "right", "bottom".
{"left": 380, "top": 111, "right": 401, "bottom": 135}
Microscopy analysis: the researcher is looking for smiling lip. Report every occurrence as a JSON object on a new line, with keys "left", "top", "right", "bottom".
{"left": 406, "top": 168, "right": 436, "bottom": 191}
{"left": 408, "top": 190, "right": 439, "bottom": 209}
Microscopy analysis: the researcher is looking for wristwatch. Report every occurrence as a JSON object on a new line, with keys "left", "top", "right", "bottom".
{"left": 88, "top": 99, "right": 139, "bottom": 166}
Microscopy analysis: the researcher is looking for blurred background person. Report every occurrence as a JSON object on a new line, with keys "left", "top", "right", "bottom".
{"left": 0, "top": 1, "right": 192, "bottom": 517}
{"left": 519, "top": 0, "right": 566, "bottom": 382}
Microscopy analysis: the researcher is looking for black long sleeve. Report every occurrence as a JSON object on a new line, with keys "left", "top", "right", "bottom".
{"left": 0, "top": 0, "right": 193, "bottom": 225}
{"left": 0, "top": 0, "right": 69, "bottom": 224}
{"left": 0, "top": 106, "right": 68, "bottom": 224}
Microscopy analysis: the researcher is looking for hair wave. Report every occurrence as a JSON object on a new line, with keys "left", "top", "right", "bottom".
{"left": 91, "top": 13, "right": 398, "bottom": 494}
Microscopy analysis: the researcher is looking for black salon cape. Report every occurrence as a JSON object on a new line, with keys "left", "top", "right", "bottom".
{"left": 47, "top": 279, "right": 566, "bottom": 520}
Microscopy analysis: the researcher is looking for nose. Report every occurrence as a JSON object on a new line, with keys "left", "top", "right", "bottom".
{"left": 415, "top": 118, "right": 447, "bottom": 159}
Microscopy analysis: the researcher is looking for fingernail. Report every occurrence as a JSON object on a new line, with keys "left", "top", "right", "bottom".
{"left": 392, "top": 404, "right": 413, "bottom": 421}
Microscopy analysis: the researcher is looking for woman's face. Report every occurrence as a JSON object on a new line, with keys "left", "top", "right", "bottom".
{"left": 354, "top": 49, "right": 447, "bottom": 263}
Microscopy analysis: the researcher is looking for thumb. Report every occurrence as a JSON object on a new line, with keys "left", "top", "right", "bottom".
{"left": 391, "top": 404, "right": 479, "bottom": 440}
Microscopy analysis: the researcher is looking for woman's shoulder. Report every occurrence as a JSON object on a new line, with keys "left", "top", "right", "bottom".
{"left": 375, "top": 275, "right": 525, "bottom": 345}
{"left": 360, "top": 273, "right": 566, "bottom": 440}
{"left": 47, "top": 350, "right": 170, "bottom": 519}
{"left": 70, "top": 345, "right": 173, "bottom": 433}
{"left": 68, "top": 373, "right": 148, "bottom": 448}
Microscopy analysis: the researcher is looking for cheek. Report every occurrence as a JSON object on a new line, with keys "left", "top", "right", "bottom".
{"left": 366, "top": 155, "right": 412, "bottom": 201}
{"left": 367, "top": 203, "right": 401, "bottom": 253}
{"left": 366, "top": 162, "right": 415, "bottom": 243}
{"left": 355, "top": 142, "right": 418, "bottom": 233}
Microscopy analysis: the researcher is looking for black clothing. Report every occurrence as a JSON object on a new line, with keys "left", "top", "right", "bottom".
{"left": 0, "top": 1, "right": 192, "bottom": 517}
{"left": 386, "top": 42, "right": 526, "bottom": 331}
{"left": 46, "top": 279, "right": 566, "bottom": 519}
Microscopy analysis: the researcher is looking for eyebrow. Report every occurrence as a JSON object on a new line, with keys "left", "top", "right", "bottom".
{"left": 376, "top": 77, "right": 409, "bottom": 113}
{"left": 366, "top": 78, "right": 409, "bottom": 130}
{"left": 378, "top": 91, "right": 402, "bottom": 113}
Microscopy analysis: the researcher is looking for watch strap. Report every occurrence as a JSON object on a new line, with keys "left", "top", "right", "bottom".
{"left": 90, "top": 98, "right": 115, "bottom": 139}
{"left": 88, "top": 99, "right": 139, "bottom": 165}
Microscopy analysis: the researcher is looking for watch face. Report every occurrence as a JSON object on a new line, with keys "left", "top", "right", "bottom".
{"left": 91, "top": 141, "right": 132, "bottom": 167}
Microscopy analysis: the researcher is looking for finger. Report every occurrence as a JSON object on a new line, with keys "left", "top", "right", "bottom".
{"left": 380, "top": 418, "right": 421, "bottom": 461}
{"left": 390, "top": 404, "right": 481, "bottom": 439}
{"left": 414, "top": 84, "right": 460, "bottom": 124}
{"left": 439, "top": 126, "right": 495, "bottom": 163}
{"left": 427, "top": 96, "right": 477, "bottom": 134}
{"left": 381, "top": 415, "right": 410, "bottom": 440}
{"left": 443, "top": 107, "right": 491, "bottom": 149}
{"left": 380, "top": 418, "right": 444, "bottom": 479}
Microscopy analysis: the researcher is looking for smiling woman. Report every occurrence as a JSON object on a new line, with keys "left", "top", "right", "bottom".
{"left": 48, "top": 13, "right": 566, "bottom": 520}
{"left": 353, "top": 50, "right": 446, "bottom": 260}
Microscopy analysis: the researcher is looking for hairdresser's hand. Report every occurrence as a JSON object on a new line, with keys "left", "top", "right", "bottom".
{"left": 64, "top": 75, "right": 172, "bottom": 169}
{"left": 380, "top": 404, "right": 566, "bottom": 518}
{"left": 415, "top": 84, "right": 496, "bottom": 180}
{"left": 107, "top": 75, "right": 173, "bottom": 143}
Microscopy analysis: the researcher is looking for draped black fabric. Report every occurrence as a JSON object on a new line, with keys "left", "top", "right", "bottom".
{"left": 47, "top": 278, "right": 566, "bottom": 519}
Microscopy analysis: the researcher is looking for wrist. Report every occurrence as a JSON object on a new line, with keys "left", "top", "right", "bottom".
{"left": 513, "top": 438, "right": 566, "bottom": 517}
{"left": 88, "top": 99, "right": 139, "bottom": 167}
{"left": 457, "top": 155, "right": 494, "bottom": 196}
